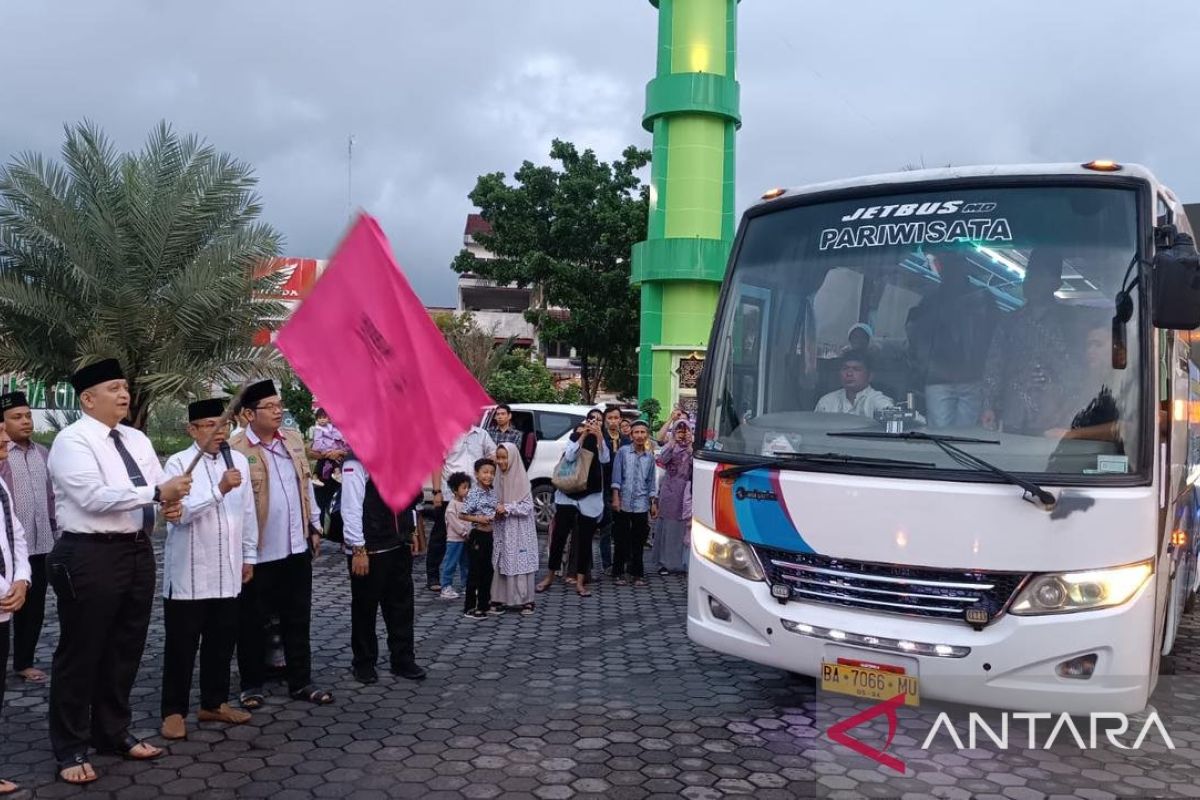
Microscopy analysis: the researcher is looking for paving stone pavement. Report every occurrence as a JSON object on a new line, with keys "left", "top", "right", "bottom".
{"left": 3, "top": 541, "right": 1200, "bottom": 799}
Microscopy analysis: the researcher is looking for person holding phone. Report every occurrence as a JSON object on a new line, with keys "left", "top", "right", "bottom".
{"left": 538, "top": 414, "right": 609, "bottom": 597}
{"left": 656, "top": 404, "right": 689, "bottom": 446}
{"left": 45, "top": 359, "right": 192, "bottom": 785}
{"left": 230, "top": 380, "right": 332, "bottom": 710}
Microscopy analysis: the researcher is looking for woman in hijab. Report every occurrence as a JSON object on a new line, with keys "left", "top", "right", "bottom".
{"left": 492, "top": 443, "right": 539, "bottom": 614}
{"left": 653, "top": 418, "right": 693, "bottom": 575}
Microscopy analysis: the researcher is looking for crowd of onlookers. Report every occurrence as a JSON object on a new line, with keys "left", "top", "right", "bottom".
{"left": 310, "top": 402, "right": 695, "bottom": 615}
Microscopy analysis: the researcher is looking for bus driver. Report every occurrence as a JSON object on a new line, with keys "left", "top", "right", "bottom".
{"left": 814, "top": 350, "right": 896, "bottom": 420}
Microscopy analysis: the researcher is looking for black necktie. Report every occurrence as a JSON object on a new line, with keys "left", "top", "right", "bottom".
{"left": 110, "top": 429, "right": 154, "bottom": 534}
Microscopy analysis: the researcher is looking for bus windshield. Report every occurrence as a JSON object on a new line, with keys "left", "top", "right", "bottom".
{"left": 703, "top": 184, "right": 1145, "bottom": 479}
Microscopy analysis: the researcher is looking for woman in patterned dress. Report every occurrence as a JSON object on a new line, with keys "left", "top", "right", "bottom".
{"left": 491, "top": 444, "right": 539, "bottom": 614}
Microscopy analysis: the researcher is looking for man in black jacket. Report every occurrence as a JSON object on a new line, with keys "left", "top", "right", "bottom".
{"left": 339, "top": 455, "right": 426, "bottom": 685}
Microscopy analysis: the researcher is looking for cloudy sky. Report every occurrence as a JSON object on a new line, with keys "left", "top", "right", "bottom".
{"left": 3, "top": 1, "right": 1197, "bottom": 305}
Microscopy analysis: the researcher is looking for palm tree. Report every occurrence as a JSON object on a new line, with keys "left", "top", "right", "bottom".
{"left": 0, "top": 120, "right": 289, "bottom": 428}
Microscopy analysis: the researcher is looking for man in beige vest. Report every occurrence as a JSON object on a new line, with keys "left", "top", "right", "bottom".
{"left": 230, "top": 380, "right": 332, "bottom": 708}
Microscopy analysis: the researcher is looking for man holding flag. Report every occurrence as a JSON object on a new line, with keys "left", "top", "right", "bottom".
{"left": 274, "top": 212, "right": 491, "bottom": 603}
{"left": 159, "top": 398, "right": 258, "bottom": 740}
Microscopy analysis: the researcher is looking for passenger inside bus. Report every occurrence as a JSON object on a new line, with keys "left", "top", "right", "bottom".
{"left": 980, "top": 249, "right": 1085, "bottom": 435}
{"left": 814, "top": 350, "right": 896, "bottom": 419}
{"left": 905, "top": 251, "right": 998, "bottom": 428}
{"left": 1049, "top": 320, "right": 1123, "bottom": 443}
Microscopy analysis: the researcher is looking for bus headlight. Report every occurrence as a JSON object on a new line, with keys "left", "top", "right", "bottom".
{"left": 1010, "top": 561, "right": 1152, "bottom": 615}
{"left": 692, "top": 521, "right": 765, "bottom": 582}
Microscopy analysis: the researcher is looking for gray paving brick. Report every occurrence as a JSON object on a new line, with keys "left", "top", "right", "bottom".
{"left": 2, "top": 540, "right": 1199, "bottom": 798}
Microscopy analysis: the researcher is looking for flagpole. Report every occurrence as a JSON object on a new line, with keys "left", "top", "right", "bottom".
{"left": 347, "top": 134, "right": 356, "bottom": 223}
{"left": 184, "top": 382, "right": 250, "bottom": 475}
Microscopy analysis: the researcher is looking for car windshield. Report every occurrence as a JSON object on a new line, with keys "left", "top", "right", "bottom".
{"left": 703, "top": 184, "right": 1144, "bottom": 478}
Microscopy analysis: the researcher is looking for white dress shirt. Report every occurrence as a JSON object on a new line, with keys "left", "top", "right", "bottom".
{"left": 245, "top": 428, "right": 320, "bottom": 564}
{"left": 162, "top": 444, "right": 258, "bottom": 600}
{"left": 440, "top": 427, "right": 497, "bottom": 496}
{"left": 48, "top": 414, "right": 164, "bottom": 534}
{"left": 0, "top": 481, "right": 31, "bottom": 624}
{"left": 814, "top": 386, "right": 896, "bottom": 419}
{"left": 341, "top": 459, "right": 369, "bottom": 551}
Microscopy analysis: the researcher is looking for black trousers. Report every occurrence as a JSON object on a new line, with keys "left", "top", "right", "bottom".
{"left": 12, "top": 552, "right": 48, "bottom": 671}
{"left": 347, "top": 547, "right": 415, "bottom": 674}
{"left": 549, "top": 505, "right": 598, "bottom": 577}
{"left": 314, "top": 478, "right": 336, "bottom": 519}
{"left": 612, "top": 511, "right": 650, "bottom": 578}
{"left": 237, "top": 553, "right": 312, "bottom": 693}
{"left": 426, "top": 502, "right": 449, "bottom": 588}
{"left": 161, "top": 597, "right": 240, "bottom": 718}
{"left": 47, "top": 535, "right": 155, "bottom": 760}
{"left": 0, "top": 619, "right": 8, "bottom": 710}
{"left": 463, "top": 530, "right": 494, "bottom": 613}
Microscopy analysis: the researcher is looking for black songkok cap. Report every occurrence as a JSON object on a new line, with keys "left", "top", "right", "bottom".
{"left": 241, "top": 380, "right": 278, "bottom": 409}
{"left": 70, "top": 359, "right": 125, "bottom": 394}
{"left": 0, "top": 392, "right": 28, "bottom": 413}
{"left": 188, "top": 397, "right": 227, "bottom": 422}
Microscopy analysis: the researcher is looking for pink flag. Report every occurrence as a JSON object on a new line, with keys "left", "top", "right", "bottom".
{"left": 276, "top": 213, "right": 491, "bottom": 510}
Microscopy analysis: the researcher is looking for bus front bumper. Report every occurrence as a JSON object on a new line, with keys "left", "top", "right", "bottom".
{"left": 687, "top": 554, "right": 1156, "bottom": 715}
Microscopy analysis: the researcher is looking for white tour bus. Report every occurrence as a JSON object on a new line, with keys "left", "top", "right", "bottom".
{"left": 689, "top": 162, "right": 1200, "bottom": 713}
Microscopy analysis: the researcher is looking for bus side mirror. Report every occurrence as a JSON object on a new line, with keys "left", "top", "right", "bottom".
{"left": 1152, "top": 226, "right": 1200, "bottom": 330}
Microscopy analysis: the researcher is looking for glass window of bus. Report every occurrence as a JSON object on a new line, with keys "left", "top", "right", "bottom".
{"left": 704, "top": 185, "right": 1144, "bottom": 479}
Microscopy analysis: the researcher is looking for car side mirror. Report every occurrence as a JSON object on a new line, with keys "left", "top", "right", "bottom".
{"left": 1152, "top": 225, "right": 1200, "bottom": 330}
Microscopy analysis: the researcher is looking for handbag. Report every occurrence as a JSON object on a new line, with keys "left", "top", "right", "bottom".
{"left": 551, "top": 445, "right": 594, "bottom": 494}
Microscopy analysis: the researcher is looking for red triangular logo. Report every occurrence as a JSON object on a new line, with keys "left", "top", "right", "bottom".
{"left": 826, "top": 692, "right": 907, "bottom": 774}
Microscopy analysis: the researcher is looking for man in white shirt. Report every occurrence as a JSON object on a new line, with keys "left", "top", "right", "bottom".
{"left": 426, "top": 425, "right": 495, "bottom": 592}
{"left": 45, "top": 359, "right": 192, "bottom": 785}
{"left": 0, "top": 390, "right": 57, "bottom": 686}
{"left": 815, "top": 350, "right": 896, "bottom": 420}
{"left": 0, "top": 478, "right": 31, "bottom": 797}
{"left": 159, "top": 398, "right": 259, "bottom": 741}
{"left": 230, "top": 380, "right": 330, "bottom": 708}
{"left": 341, "top": 455, "right": 425, "bottom": 684}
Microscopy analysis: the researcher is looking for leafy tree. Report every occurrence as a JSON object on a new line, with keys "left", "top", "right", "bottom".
{"left": 281, "top": 370, "right": 315, "bottom": 433}
{"left": 431, "top": 310, "right": 514, "bottom": 387}
{"left": 486, "top": 353, "right": 559, "bottom": 404}
{"left": 0, "top": 121, "right": 288, "bottom": 429}
{"left": 557, "top": 382, "right": 583, "bottom": 405}
{"left": 639, "top": 397, "right": 662, "bottom": 431}
{"left": 452, "top": 139, "right": 648, "bottom": 404}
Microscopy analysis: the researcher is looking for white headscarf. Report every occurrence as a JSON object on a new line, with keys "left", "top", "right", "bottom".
{"left": 495, "top": 442, "right": 531, "bottom": 505}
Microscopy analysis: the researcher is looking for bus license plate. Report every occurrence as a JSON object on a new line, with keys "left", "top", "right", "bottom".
{"left": 820, "top": 661, "right": 920, "bottom": 706}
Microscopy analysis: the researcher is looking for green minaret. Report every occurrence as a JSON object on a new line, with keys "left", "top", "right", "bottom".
{"left": 631, "top": 0, "right": 740, "bottom": 413}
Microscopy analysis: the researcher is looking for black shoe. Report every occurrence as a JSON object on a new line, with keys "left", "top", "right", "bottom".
{"left": 352, "top": 669, "right": 379, "bottom": 685}
{"left": 390, "top": 663, "right": 427, "bottom": 681}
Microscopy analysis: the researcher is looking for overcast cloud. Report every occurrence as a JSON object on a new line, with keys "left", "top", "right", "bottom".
{"left": 3, "top": 0, "right": 1197, "bottom": 305}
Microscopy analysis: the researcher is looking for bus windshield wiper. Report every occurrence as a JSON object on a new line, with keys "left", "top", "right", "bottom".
{"left": 719, "top": 451, "right": 935, "bottom": 479}
{"left": 826, "top": 430, "right": 1056, "bottom": 510}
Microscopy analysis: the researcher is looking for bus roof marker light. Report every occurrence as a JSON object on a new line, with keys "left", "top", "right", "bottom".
{"left": 761, "top": 188, "right": 787, "bottom": 201}
{"left": 1083, "top": 160, "right": 1122, "bottom": 172}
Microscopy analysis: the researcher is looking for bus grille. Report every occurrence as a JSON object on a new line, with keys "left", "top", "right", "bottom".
{"left": 755, "top": 546, "right": 1028, "bottom": 621}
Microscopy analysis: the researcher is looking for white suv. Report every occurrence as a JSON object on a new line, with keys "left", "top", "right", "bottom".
{"left": 479, "top": 403, "right": 640, "bottom": 533}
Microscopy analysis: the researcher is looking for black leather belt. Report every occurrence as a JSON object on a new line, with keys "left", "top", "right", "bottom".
{"left": 62, "top": 531, "right": 150, "bottom": 544}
